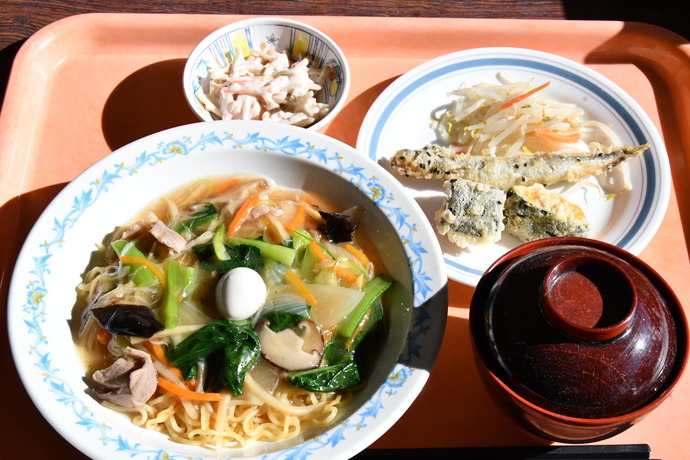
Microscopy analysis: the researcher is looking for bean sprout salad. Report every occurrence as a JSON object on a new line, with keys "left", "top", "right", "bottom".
{"left": 431, "top": 73, "right": 630, "bottom": 192}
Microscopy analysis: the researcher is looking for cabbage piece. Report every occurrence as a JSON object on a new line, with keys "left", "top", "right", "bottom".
{"left": 308, "top": 284, "right": 365, "bottom": 329}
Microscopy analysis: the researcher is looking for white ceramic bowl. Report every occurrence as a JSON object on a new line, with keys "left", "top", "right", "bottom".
{"left": 183, "top": 17, "right": 350, "bottom": 132}
{"left": 357, "top": 47, "right": 670, "bottom": 287}
{"left": 8, "top": 120, "right": 447, "bottom": 459}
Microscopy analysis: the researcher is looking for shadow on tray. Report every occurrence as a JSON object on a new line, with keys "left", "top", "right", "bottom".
{"left": 0, "top": 183, "right": 89, "bottom": 459}
{"left": 101, "top": 58, "right": 199, "bottom": 151}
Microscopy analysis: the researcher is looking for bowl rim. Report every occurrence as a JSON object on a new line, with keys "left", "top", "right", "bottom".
{"left": 182, "top": 16, "right": 351, "bottom": 131}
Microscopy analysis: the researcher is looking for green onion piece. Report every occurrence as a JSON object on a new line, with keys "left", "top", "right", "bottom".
{"left": 227, "top": 236, "right": 296, "bottom": 266}
{"left": 336, "top": 275, "right": 392, "bottom": 337}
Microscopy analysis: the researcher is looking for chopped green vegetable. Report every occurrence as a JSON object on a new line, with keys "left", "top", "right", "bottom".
{"left": 287, "top": 360, "right": 361, "bottom": 392}
{"left": 297, "top": 239, "right": 328, "bottom": 280}
{"left": 221, "top": 337, "right": 261, "bottom": 396}
{"left": 291, "top": 228, "right": 313, "bottom": 254}
{"left": 227, "top": 236, "right": 296, "bottom": 266}
{"left": 193, "top": 242, "right": 263, "bottom": 275}
{"left": 323, "top": 336, "right": 354, "bottom": 364}
{"left": 213, "top": 224, "right": 230, "bottom": 261}
{"left": 265, "top": 311, "right": 304, "bottom": 332}
{"left": 111, "top": 239, "right": 159, "bottom": 287}
{"left": 163, "top": 260, "right": 195, "bottom": 329}
{"left": 336, "top": 276, "right": 392, "bottom": 337}
{"left": 324, "top": 298, "right": 383, "bottom": 363}
{"left": 175, "top": 202, "right": 218, "bottom": 232}
{"left": 166, "top": 320, "right": 260, "bottom": 396}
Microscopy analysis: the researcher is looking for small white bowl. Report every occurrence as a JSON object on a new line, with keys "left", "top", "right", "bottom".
{"left": 183, "top": 17, "right": 350, "bottom": 131}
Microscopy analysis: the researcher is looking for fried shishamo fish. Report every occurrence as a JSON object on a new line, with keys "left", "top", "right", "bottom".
{"left": 503, "top": 184, "right": 590, "bottom": 242}
{"left": 390, "top": 143, "right": 649, "bottom": 191}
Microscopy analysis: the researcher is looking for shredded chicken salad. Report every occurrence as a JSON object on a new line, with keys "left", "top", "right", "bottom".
{"left": 196, "top": 43, "right": 332, "bottom": 127}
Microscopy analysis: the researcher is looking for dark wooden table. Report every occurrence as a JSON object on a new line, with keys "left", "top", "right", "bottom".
{"left": 1, "top": 1, "right": 689, "bottom": 459}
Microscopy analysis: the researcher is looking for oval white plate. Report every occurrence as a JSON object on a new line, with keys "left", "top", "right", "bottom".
{"left": 8, "top": 120, "right": 447, "bottom": 460}
{"left": 357, "top": 47, "right": 670, "bottom": 286}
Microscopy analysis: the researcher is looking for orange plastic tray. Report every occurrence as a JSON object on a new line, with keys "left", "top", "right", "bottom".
{"left": 1, "top": 13, "right": 690, "bottom": 459}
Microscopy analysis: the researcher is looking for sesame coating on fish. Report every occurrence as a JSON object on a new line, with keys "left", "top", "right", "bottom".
{"left": 390, "top": 143, "right": 650, "bottom": 191}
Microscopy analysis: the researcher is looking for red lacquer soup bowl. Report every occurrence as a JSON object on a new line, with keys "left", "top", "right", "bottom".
{"left": 469, "top": 237, "right": 688, "bottom": 443}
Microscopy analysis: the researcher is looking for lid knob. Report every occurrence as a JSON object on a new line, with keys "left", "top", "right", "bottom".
{"left": 540, "top": 254, "right": 636, "bottom": 342}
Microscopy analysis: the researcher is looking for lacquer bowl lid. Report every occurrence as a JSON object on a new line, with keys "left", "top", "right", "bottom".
{"left": 473, "top": 238, "right": 685, "bottom": 419}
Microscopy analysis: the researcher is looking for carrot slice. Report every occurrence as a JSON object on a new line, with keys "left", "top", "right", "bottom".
{"left": 308, "top": 241, "right": 330, "bottom": 261}
{"left": 285, "top": 204, "right": 306, "bottom": 233}
{"left": 96, "top": 327, "right": 112, "bottom": 344}
{"left": 146, "top": 342, "right": 186, "bottom": 381}
{"left": 334, "top": 266, "right": 359, "bottom": 285}
{"left": 285, "top": 269, "right": 318, "bottom": 306}
{"left": 146, "top": 342, "right": 171, "bottom": 366}
{"left": 500, "top": 81, "right": 550, "bottom": 110}
{"left": 308, "top": 241, "right": 358, "bottom": 285}
{"left": 119, "top": 255, "right": 166, "bottom": 286}
{"left": 345, "top": 243, "right": 370, "bottom": 267}
{"left": 227, "top": 193, "right": 261, "bottom": 236}
{"left": 209, "top": 177, "right": 241, "bottom": 196}
{"left": 157, "top": 376, "right": 222, "bottom": 402}
{"left": 533, "top": 125, "right": 581, "bottom": 144}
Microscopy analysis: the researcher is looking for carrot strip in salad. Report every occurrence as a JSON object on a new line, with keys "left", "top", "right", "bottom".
{"left": 119, "top": 255, "right": 166, "bottom": 286}
{"left": 147, "top": 342, "right": 172, "bottom": 366}
{"left": 227, "top": 193, "right": 261, "bottom": 236}
{"left": 285, "top": 269, "right": 318, "bottom": 306}
{"left": 500, "top": 81, "right": 551, "bottom": 110}
{"left": 157, "top": 376, "right": 222, "bottom": 402}
{"left": 532, "top": 125, "right": 581, "bottom": 144}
